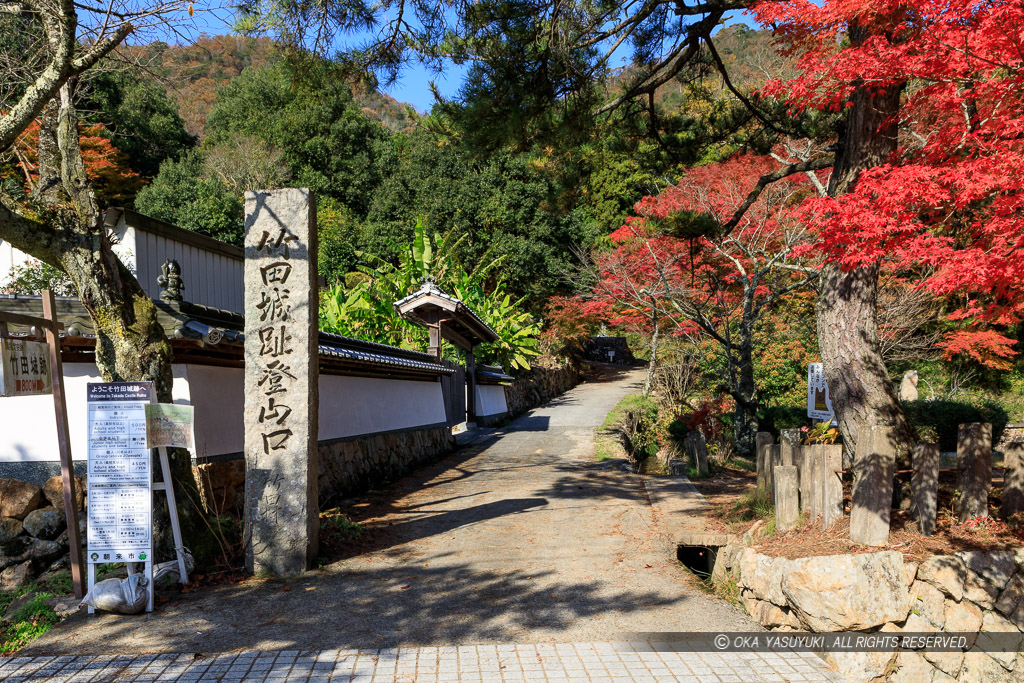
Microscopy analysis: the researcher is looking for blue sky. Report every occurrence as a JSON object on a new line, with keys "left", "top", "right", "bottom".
{"left": 379, "top": 64, "right": 470, "bottom": 113}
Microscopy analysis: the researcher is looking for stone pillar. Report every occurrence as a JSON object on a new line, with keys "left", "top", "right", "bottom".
{"left": 820, "top": 445, "right": 844, "bottom": 529}
{"left": 243, "top": 188, "right": 319, "bottom": 576}
{"left": 691, "top": 431, "right": 709, "bottom": 476}
{"left": 957, "top": 423, "right": 992, "bottom": 521}
{"left": 850, "top": 425, "right": 897, "bottom": 546}
{"left": 1002, "top": 440, "right": 1024, "bottom": 519}
{"left": 755, "top": 432, "right": 773, "bottom": 491}
{"left": 765, "top": 445, "right": 781, "bottom": 498}
{"left": 779, "top": 429, "right": 801, "bottom": 466}
{"left": 800, "top": 446, "right": 817, "bottom": 518}
{"left": 774, "top": 465, "right": 799, "bottom": 531}
{"left": 912, "top": 443, "right": 939, "bottom": 535}
{"left": 899, "top": 370, "right": 919, "bottom": 401}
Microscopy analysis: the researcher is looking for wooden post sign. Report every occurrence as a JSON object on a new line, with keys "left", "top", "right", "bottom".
{"left": 0, "top": 337, "right": 53, "bottom": 396}
{"left": 0, "top": 290, "right": 85, "bottom": 599}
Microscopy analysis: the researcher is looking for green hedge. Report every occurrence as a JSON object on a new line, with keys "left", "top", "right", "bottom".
{"left": 902, "top": 400, "right": 1009, "bottom": 452}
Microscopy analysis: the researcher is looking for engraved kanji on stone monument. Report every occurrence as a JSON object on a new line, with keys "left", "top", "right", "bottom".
{"left": 244, "top": 188, "right": 319, "bottom": 575}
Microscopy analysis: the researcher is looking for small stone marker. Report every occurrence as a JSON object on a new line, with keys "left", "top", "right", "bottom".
{"left": 912, "top": 443, "right": 940, "bottom": 535}
{"left": 688, "top": 432, "right": 709, "bottom": 476}
{"left": 957, "top": 422, "right": 992, "bottom": 521}
{"left": 755, "top": 432, "right": 773, "bottom": 491}
{"left": 850, "top": 425, "right": 897, "bottom": 546}
{"left": 765, "top": 444, "right": 778, "bottom": 497}
{"left": 819, "top": 445, "right": 843, "bottom": 529}
{"left": 899, "top": 370, "right": 919, "bottom": 401}
{"left": 1001, "top": 440, "right": 1024, "bottom": 519}
{"left": 774, "top": 465, "right": 799, "bottom": 531}
{"left": 244, "top": 188, "right": 320, "bottom": 576}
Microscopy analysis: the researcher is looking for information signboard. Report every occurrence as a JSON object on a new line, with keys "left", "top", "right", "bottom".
{"left": 807, "top": 363, "right": 835, "bottom": 421}
{"left": 86, "top": 382, "right": 154, "bottom": 564}
{"left": 0, "top": 337, "right": 53, "bottom": 396}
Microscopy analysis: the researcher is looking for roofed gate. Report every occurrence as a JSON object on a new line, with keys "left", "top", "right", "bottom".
{"left": 394, "top": 277, "right": 499, "bottom": 428}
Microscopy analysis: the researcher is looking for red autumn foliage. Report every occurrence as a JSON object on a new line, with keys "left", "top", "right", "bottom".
{"left": 583, "top": 151, "right": 814, "bottom": 340}
{"left": 752, "top": 0, "right": 1024, "bottom": 367}
{"left": 14, "top": 120, "right": 144, "bottom": 205}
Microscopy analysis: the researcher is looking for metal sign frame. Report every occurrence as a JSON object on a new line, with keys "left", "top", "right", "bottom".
{"left": 85, "top": 384, "right": 191, "bottom": 614}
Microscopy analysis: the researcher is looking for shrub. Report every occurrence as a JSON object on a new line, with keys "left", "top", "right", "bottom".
{"left": 757, "top": 405, "right": 807, "bottom": 435}
{"left": 903, "top": 400, "right": 1009, "bottom": 451}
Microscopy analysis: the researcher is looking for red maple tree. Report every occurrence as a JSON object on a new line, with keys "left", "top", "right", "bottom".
{"left": 580, "top": 151, "right": 818, "bottom": 455}
{"left": 14, "top": 120, "right": 144, "bottom": 206}
{"left": 753, "top": 0, "right": 1024, "bottom": 369}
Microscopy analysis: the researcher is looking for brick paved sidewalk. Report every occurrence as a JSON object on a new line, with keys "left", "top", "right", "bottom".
{"left": 0, "top": 642, "right": 843, "bottom": 682}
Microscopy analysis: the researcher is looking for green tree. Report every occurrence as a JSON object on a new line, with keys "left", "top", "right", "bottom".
{"left": 134, "top": 150, "right": 244, "bottom": 244}
{"left": 81, "top": 70, "right": 196, "bottom": 180}
{"left": 365, "top": 123, "right": 599, "bottom": 306}
{"left": 204, "top": 59, "right": 395, "bottom": 219}
{"left": 317, "top": 197, "right": 362, "bottom": 286}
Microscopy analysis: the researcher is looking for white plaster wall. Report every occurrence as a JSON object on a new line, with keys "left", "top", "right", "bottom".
{"left": 319, "top": 375, "right": 446, "bottom": 439}
{"left": 109, "top": 225, "right": 139, "bottom": 277}
{"left": 475, "top": 384, "right": 508, "bottom": 418}
{"left": 0, "top": 363, "right": 446, "bottom": 462}
{"left": 184, "top": 365, "right": 244, "bottom": 459}
{"left": 0, "top": 363, "right": 190, "bottom": 462}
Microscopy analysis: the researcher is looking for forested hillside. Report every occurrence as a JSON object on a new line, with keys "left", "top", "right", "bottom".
{"left": 126, "top": 36, "right": 417, "bottom": 137}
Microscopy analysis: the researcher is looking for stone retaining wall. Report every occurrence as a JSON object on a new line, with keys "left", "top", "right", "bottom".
{"left": 503, "top": 363, "right": 582, "bottom": 418}
{"left": 713, "top": 545, "right": 1024, "bottom": 682}
{"left": 317, "top": 426, "right": 453, "bottom": 505}
{"left": 0, "top": 476, "right": 86, "bottom": 591}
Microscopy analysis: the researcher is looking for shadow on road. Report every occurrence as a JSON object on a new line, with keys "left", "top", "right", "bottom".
{"left": 28, "top": 551, "right": 688, "bottom": 654}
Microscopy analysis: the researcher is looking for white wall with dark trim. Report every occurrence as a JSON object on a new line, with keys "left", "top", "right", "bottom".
{"left": 475, "top": 384, "right": 509, "bottom": 419}
{"left": 0, "top": 364, "right": 448, "bottom": 465}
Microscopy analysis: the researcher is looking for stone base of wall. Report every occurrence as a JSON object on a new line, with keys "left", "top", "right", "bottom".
{"left": 714, "top": 545, "right": 1024, "bottom": 682}
{"left": 476, "top": 412, "right": 509, "bottom": 428}
{"left": 503, "top": 363, "right": 582, "bottom": 418}
{"left": 317, "top": 426, "right": 453, "bottom": 505}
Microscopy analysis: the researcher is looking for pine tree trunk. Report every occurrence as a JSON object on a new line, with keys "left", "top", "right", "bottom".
{"left": 816, "top": 26, "right": 912, "bottom": 460}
